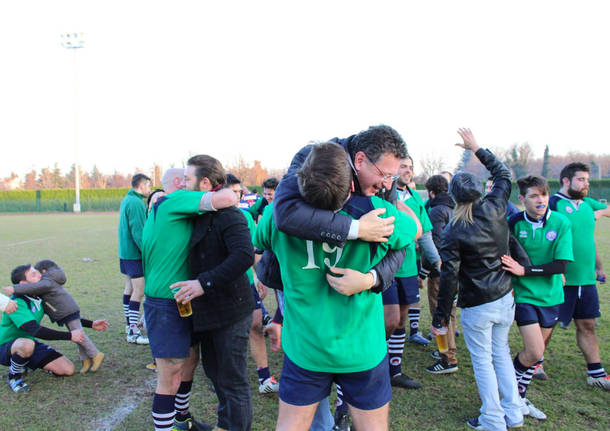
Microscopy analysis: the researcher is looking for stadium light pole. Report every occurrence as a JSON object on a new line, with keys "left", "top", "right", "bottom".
{"left": 61, "top": 32, "right": 84, "bottom": 213}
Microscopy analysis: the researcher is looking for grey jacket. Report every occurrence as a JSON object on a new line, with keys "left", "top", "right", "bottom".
{"left": 12, "top": 267, "right": 79, "bottom": 323}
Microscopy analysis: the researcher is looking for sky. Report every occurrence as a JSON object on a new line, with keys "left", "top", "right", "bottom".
{"left": 1, "top": 0, "right": 609, "bottom": 179}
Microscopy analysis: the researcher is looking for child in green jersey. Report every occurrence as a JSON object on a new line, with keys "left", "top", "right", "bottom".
{"left": 502, "top": 176, "right": 573, "bottom": 419}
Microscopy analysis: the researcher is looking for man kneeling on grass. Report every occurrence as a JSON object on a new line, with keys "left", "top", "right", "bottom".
{"left": 0, "top": 264, "right": 85, "bottom": 393}
{"left": 255, "top": 142, "right": 418, "bottom": 431}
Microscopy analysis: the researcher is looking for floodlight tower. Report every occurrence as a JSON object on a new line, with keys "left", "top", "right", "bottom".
{"left": 61, "top": 32, "right": 84, "bottom": 212}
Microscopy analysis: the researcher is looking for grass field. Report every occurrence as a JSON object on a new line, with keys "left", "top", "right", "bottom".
{"left": 0, "top": 213, "right": 608, "bottom": 431}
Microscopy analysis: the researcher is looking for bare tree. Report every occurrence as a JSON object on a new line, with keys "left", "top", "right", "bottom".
{"left": 418, "top": 153, "right": 446, "bottom": 181}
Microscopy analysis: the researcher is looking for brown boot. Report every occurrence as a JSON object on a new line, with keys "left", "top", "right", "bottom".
{"left": 80, "top": 359, "right": 91, "bottom": 374}
{"left": 90, "top": 352, "right": 105, "bottom": 372}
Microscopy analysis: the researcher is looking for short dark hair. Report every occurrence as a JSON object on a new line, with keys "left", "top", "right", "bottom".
{"left": 11, "top": 264, "right": 31, "bottom": 284}
{"left": 262, "top": 177, "right": 279, "bottom": 190}
{"left": 350, "top": 125, "right": 408, "bottom": 163}
{"left": 297, "top": 142, "right": 352, "bottom": 211}
{"left": 559, "top": 162, "right": 590, "bottom": 184}
{"left": 517, "top": 175, "right": 549, "bottom": 196}
{"left": 131, "top": 173, "right": 151, "bottom": 189}
{"left": 34, "top": 260, "right": 58, "bottom": 273}
{"left": 187, "top": 155, "right": 226, "bottom": 189}
{"left": 425, "top": 175, "right": 449, "bottom": 195}
{"left": 226, "top": 173, "right": 241, "bottom": 186}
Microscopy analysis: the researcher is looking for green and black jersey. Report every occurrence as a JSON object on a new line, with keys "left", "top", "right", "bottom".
{"left": 549, "top": 194, "right": 606, "bottom": 286}
{"left": 508, "top": 210, "right": 573, "bottom": 306}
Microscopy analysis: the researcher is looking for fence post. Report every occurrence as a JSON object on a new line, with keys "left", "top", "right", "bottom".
{"left": 35, "top": 190, "right": 41, "bottom": 212}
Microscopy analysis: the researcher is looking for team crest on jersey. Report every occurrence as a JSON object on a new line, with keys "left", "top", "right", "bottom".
{"left": 546, "top": 230, "right": 557, "bottom": 241}
{"left": 519, "top": 230, "right": 527, "bottom": 238}
{"left": 565, "top": 206, "right": 573, "bottom": 213}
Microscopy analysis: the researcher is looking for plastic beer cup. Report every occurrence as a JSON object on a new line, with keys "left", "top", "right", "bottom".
{"left": 176, "top": 300, "right": 192, "bottom": 317}
{"left": 435, "top": 327, "right": 448, "bottom": 353}
{"left": 171, "top": 287, "right": 193, "bottom": 317}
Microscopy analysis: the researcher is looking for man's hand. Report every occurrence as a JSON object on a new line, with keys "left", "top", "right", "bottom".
{"left": 326, "top": 267, "right": 375, "bottom": 296}
{"left": 430, "top": 325, "right": 447, "bottom": 337}
{"left": 92, "top": 320, "right": 109, "bottom": 331}
{"left": 596, "top": 269, "right": 607, "bottom": 283}
{"left": 263, "top": 322, "right": 282, "bottom": 352}
{"left": 71, "top": 329, "right": 85, "bottom": 343}
{"left": 358, "top": 208, "right": 394, "bottom": 243}
{"left": 4, "top": 299, "right": 17, "bottom": 314}
{"left": 455, "top": 128, "right": 481, "bottom": 153}
{"left": 2, "top": 286, "right": 14, "bottom": 296}
{"left": 171, "top": 280, "right": 205, "bottom": 304}
{"left": 148, "top": 191, "right": 165, "bottom": 211}
{"left": 256, "top": 281, "right": 268, "bottom": 300}
{"left": 501, "top": 255, "right": 525, "bottom": 276}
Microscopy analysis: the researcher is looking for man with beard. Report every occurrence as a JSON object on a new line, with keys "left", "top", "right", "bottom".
{"left": 549, "top": 162, "right": 610, "bottom": 390}
{"left": 171, "top": 156, "right": 255, "bottom": 430}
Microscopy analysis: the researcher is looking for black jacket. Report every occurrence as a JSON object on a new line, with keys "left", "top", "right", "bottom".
{"left": 273, "top": 141, "right": 405, "bottom": 292}
{"left": 433, "top": 149, "right": 513, "bottom": 327}
{"left": 422, "top": 192, "right": 455, "bottom": 276}
{"left": 189, "top": 206, "right": 255, "bottom": 332}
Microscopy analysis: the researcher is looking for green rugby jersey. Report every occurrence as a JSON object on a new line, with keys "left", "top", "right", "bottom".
{"left": 549, "top": 194, "right": 607, "bottom": 286}
{"left": 395, "top": 187, "right": 433, "bottom": 278}
{"left": 508, "top": 210, "right": 573, "bottom": 306}
{"left": 0, "top": 296, "right": 45, "bottom": 345}
{"left": 142, "top": 190, "right": 206, "bottom": 299}
{"left": 254, "top": 195, "right": 417, "bottom": 373}
{"left": 241, "top": 208, "right": 256, "bottom": 285}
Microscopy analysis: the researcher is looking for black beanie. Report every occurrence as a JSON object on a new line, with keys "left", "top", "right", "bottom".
{"left": 449, "top": 172, "right": 482, "bottom": 204}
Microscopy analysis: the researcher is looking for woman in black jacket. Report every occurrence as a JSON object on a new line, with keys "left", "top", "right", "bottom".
{"left": 432, "top": 129, "right": 523, "bottom": 431}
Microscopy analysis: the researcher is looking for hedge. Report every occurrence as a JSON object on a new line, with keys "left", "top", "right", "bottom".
{"left": 0, "top": 180, "right": 608, "bottom": 213}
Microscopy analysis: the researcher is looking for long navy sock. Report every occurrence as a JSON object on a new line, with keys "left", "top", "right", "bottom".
{"left": 587, "top": 362, "right": 607, "bottom": 378}
{"left": 122, "top": 294, "right": 131, "bottom": 326}
{"left": 152, "top": 393, "right": 175, "bottom": 431}
{"left": 128, "top": 301, "right": 141, "bottom": 334}
{"left": 9, "top": 353, "right": 29, "bottom": 380}
{"left": 388, "top": 328, "right": 406, "bottom": 377}
{"left": 174, "top": 381, "right": 193, "bottom": 421}
{"left": 408, "top": 307, "right": 421, "bottom": 336}
{"left": 335, "top": 384, "right": 348, "bottom": 416}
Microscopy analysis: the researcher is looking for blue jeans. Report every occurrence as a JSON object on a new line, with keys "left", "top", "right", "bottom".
{"left": 310, "top": 397, "right": 334, "bottom": 431}
{"left": 461, "top": 292, "right": 523, "bottom": 431}
{"left": 195, "top": 314, "right": 253, "bottom": 431}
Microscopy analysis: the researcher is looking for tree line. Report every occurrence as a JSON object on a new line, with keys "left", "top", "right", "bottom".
{"left": 0, "top": 159, "right": 286, "bottom": 191}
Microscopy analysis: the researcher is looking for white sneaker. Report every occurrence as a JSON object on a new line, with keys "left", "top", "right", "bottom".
{"left": 258, "top": 376, "right": 279, "bottom": 394}
{"left": 523, "top": 398, "right": 547, "bottom": 420}
{"left": 587, "top": 375, "right": 610, "bottom": 391}
{"left": 125, "top": 325, "right": 130, "bottom": 335}
{"left": 126, "top": 333, "right": 149, "bottom": 345}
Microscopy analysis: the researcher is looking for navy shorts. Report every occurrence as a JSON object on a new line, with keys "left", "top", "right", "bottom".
{"left": 279, "top": 354, "right": 392, "bottom": 410}
{"left": 382, "top": 276, "right": 420, "bottom": 306}
{"left": 0, "top": 339, "right": 62, "bottom": 370}
{"left": 250, "top": 284, "right": 262, "bottom": 310}
{"left": 559, "top": 285, "right": 600, "bottom": 321}
{"left": 144, "top": 297, "right": 193, "bottom": 359}
{"left": 120, "top": 259, "right": 144, "bottom": 278}
{"left": 515, "top": 303, "right": 560, "bottom": 328}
